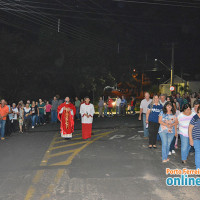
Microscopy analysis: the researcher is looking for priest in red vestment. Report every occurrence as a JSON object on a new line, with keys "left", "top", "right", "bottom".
{"left": 57, "top": 97, "right": 76, "bottom": 140}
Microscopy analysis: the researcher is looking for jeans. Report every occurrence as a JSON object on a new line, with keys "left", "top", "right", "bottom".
{"left": 116, "top": 106, "right": 120, "bottom": 115}
{"left": 180, "top": 134, "right": 191, "bottom": 161}
{"left": 169, "top": 136, "right": 176, "bottom": 152}
{"left": 76, "top": 107, "right": 80, "bottom": 119}
{"left": 149, "top": 122, "right": 159, "bottom": 145}
{"left": 104, "top": 108, "right": 107, "bottom": 117}
{"left": 98, "top": 107, "right": 103, "bottom": 117}
{"left": 39, "top": 114, "right": 45, "bottom": 124}
{"left": 194, "top": 140, "right": 200, "bottom": 169}
{"left": 0, "top": 120, "right": 6, "bottom": 138}
{"left": 31, "top": 115, "right": 36, "bottom": 126}
{"left": 159, "top": 132, "right": 175, "bottom": 160}
{"left": 51, "top": 110, "right": 57, "bottom": 122}
{"left": 142, "top": 114, "right": 149, "bottom": 137}
{"left": 131, "top": 106, "right": 135, "bottom": 114}
{"left": 120, "top": 105, "right": 126, "bottom": 116}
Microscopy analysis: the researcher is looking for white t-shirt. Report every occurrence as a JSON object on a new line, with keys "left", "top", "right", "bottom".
{"left": 12, "top": 107, "right": 18, "bottom": 120}
{"left": 116, "top": 98, "right": 121, "bottom": 107}
{"left": 140, "top": 99, "right": 152, "bottom": 114}
{"left": 178, "top": 112, "right": 195, "bottom": 137}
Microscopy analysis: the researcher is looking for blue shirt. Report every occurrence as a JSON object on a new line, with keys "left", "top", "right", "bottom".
{"left": 148, "top": 104, "right": 163, "bottom": 123}
{"left": 190, "top": 114, "right": 200, "bottom": 140}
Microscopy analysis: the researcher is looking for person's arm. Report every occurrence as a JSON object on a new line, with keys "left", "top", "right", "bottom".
{"left": 146, "top": 109, "right": 150, "bottom": 124}
{"left": 189, "top": 124, "right": 194, "bottom": 146}
{"left": 158, "top": 115, "right": 168, "bottom": 127}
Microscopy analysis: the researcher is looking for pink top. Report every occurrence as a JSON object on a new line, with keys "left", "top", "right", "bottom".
{"left": 46, "top": 104, "right": 52, "bottom": 112}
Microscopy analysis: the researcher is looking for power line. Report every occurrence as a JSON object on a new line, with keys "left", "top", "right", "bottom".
{"left": 113, "top": 0, "right": 200, "bottom": 8}
{"left": 0, "top": 1, "right": 114, "bottom": 49}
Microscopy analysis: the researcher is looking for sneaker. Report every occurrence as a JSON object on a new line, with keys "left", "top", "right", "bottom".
{"left": 32, "top": 126, "right": 34, "bottom": 129}
{"left": 168, "top": 151, "right": 172, "bottom": 156}
{"left": 172, "top": 150, "right": 176, "bottom": 154}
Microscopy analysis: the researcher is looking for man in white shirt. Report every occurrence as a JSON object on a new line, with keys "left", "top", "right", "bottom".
{"left": 80, "top": 96, "right": 95, "bottom": 140}
{"left": 159, "top": 94, "right": 167, "bottom": 106}
{"left": 139, "top": 92, "right": 152, "bottom": 138}
{"left": 116, "top": 96, "right": 121, "bottom": 116}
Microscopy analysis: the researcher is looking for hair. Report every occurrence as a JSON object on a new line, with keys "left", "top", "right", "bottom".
{"left": 85, "top": 96, "right": 90, "bottom": 100}
{"left": 160, "top": 94, "right": 166, "bottom": 97}
{"left": 149, "top": 95, "right": 159, "bottom": 111}
{"left": 193, "top": 100, "right": 199, "bottom": 107}
{"left": 163, "top": 101, "right": 176, "bottom": 115}
{"left": 197, "top": 106, "right": 200, "bottom": 113}
{"left": 182, "top": 103, "right": 191, "bottom": 112}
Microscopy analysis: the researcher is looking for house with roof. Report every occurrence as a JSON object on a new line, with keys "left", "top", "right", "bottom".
{"left": 159, "top": 75, "right": 200, "bottom": 95}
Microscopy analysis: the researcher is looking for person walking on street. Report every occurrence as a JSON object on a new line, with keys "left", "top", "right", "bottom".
{"left": 116, "top": 96, "right": 121, "bottom": 116}
{"left": 107, "top": 96, "right": 114, "bottom": 117}
{"left": 38, "top": 99, "right": 46, "bottom": 125}
{"left": 139, "top": 92, "right": 152, "bottom": 138}
{"left": 146, "top": 95, "right": 163, "bottom": 149}
{"left": 75, "top": 97, "right": 81, "bottom": 120}
{"left": 0, "top": 99, "right": 9, "bottom": 140}
{"left": 51, "top": 97, "right": 59, "bottom": 123}
{"left": 120, "top": 96, "right": 127, "bottom": 116}
{"left": 158, "top": 102, "right": 178, "bottom": 163}
{"left": 98, "top": 97, "right": 104, "bottom": 117}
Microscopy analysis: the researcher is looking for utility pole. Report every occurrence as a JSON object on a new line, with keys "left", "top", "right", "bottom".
{"left": 117, "top": 43, "right": 120, "bottom": 54}
{"left": 170, "top": 43, "right": 174, "bottom": 86}
{"left": 58, "top": 19, "right": 60, "bottom": 33}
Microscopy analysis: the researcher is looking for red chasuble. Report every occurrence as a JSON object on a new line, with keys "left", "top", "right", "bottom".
{"left": 57, "top": 102, "right": 76, "bottom": 137}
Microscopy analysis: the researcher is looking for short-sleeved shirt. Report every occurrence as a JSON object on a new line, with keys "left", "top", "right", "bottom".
{"left": 178, "top": 112, "right": 195, "bottom": 137}
{"left": 0, "top": 105, "right": 9, "bottom": 120}
{"left": 190, "top": 114, "right": 200, "bottom": 140}
{"left": 75, "top": 100, "right": 81, "bottom": 108}
{"left": 108, "top": 99, "right": 114, "bottom": 108}
{"left": 45, "top": 104, "right": 52, "bottom": 112}
{"left": 158, "top": 111, "right": 177, "bottom": 134}
{"left": 38, "top": 103, "right": 45, "bottom": 114}
{"left": 148, "top": 104, "right": 163, "bottom": 123}
{"left": 140, "top": 99, "right": 152, "bottom": 114}
{"left": 52, "top": 100, "right": 59, "bottom": 111}
{"left": 98, "top": 100, "right": 104, "bottom": 107}
{"left": 31, "top": 106, "right": 38, "bottom": 115}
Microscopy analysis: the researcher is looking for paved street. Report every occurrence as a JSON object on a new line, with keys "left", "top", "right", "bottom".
{"left": 0, "top": 115, "right": 199, "bottom": 200}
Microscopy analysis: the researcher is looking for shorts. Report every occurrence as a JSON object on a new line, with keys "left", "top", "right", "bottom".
{"left": 19, "top": 119, "right": 23, "bottom": 126}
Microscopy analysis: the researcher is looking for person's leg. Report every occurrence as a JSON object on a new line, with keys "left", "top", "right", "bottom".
{"left": 167, "top": 133, "right": 175, "bottom": 156}
{"left": 194, "top": 140, "right": 200, "bottom": 169}
{"left": 152, "top": 123, "right": 159, "bottom": 145}
{"left": 143, "top": 114, "right": 149, "bottom": 137}
{"left": 159, "top": 132, "right": 168, "bottom": 161}
{"left": 169, "top": 136, "right": 176, "bottom": 152}
{"left": 1, "top": 120, "right": 6, "bottom": 138}
{"left": 51, "top": 110, "right": 54, "bottom": 122}
{"left": 100, "top": 107, "right": 103, "bottom": 117}
{"left": 0, "top": 120, "right": 3, "bottom": 138}
{"left": 76, "top": 107, "right": 80, "bottom": 119}
{"left": 148, "top": 122, "right": 153, "bottom": 145}
{"left": 180, "top": 134, "right": 190, "bottom": 161}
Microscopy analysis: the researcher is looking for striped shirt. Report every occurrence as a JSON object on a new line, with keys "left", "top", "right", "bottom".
{"left": 178, "top": 112, "right": 195, "bottom": 137}
{"left": 190, "top": 114, "right": 200, "bottom": 140}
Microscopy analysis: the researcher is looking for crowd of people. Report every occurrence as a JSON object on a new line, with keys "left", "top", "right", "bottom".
{"left": 98, "top": 95, "right": 136, "bottom": 117}
{"left": 139, "top": 92, "right": 200, "bottom": 169}
{"left": 1, "top": 91, "right": 200, "bottom": 169}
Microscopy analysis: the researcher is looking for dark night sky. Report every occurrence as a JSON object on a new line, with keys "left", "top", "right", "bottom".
{"left": 0, "top": 0, "right": 200, "bottom": 100}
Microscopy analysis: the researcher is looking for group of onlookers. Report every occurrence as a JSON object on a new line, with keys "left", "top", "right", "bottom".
{"left": 139, "top": 92, "right": 200, "bottom": 169}
{"left": 97, "top": 96, "right": 136, "bottom": 117}
{"left": 0, "top": 96, "right": 86, "bottom": 141}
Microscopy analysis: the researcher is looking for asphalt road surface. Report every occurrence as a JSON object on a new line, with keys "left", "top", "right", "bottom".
{"left": 0, "top": 115, "right": 199, "bottom": 200}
